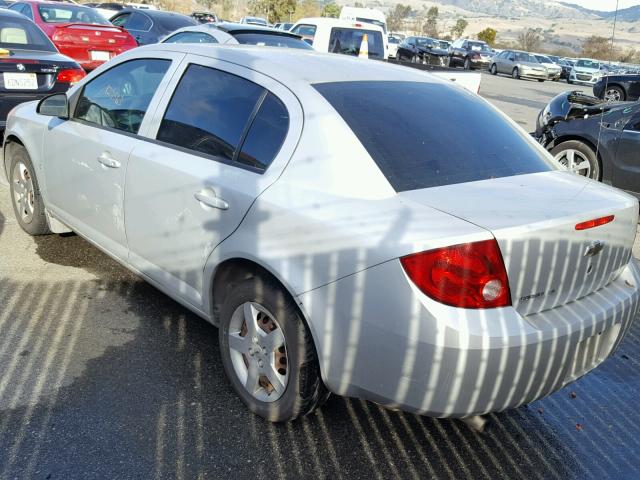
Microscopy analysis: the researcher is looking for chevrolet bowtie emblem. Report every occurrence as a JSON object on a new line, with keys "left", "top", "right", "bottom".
{"left": 584, "top": 240, "right": 604, "bottom": 257}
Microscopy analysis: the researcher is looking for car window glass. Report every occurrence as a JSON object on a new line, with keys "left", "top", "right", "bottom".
{"left": 233, "top": 32, "right": 312, "bottom": 49}
{"left": 156, "top": 64, "right": 264, "bottom": 163}
{"left": 164, "top": 31, "right": 216, "bottom": 43}
{"left": 237, "top": 92, "right": 289, "bottom": 170}
{"left": 314, "top": 81, "right": 552, "bottom": 192}
{"left": 75, "top": 58, "right": 171, "bottom": 134}
{"left": 291, "top": 24, "right": 316, "bottom": 40}
{"left": 127, "top": 12, "right": 152, "bottom": 30}
{"left": 38, "top": 5, "right": 110, "bottom": 25}
{"left": 0, "top": 16, "right": 56, "bottom": 51}
{"left": 328, "top": 28, "right": 384, "bottom": 60}
{"left": 110, "top": 13, "right": 129, "bottom": 27}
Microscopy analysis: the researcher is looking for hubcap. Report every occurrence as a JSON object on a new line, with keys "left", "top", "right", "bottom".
{"left": 12, "top": 161, "right": 35, "bottom": 224}
{"left": 554, "top": 149, "right": 592, "bottom": 177}
{"left": 228, "top": 302, "right": 289, "bottom": 402}
{"left": 604, "top": 88, "right": 621, "bottom": 102}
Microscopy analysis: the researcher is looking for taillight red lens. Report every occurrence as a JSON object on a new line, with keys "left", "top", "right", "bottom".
{"left": 400, "top": 239, "right": 511, "bottom": 309}
{"left": 56, "top": 68, "right": 86, "bottom": 85}
{"left": 575, "top": 215, "right": 614, "bottom": 230}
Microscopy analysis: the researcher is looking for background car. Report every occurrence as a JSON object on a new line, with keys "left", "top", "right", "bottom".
{"left": 537, "top": 91, "right": 640, "bottom": 196}
{"left": 396, "top": 36, "right": 446, "bottom": 65}
{"left": 239, "top": 16, "right": 267, "bottom": 26}
{"left": 593, "top": 74, "right": 640, "bottom": 102}
{"left": 448, "top": 38, "right": 492, "bottom": 70}
{"left": 191, "top": 11, "right": 217, "bottom": 24}
{"left": 533, "top": 53, "right": 562, "bottom": 81}
{"left": 110, "top": 8, "right": 197, "bottom": 45}
{"left": 86, "top": 2, "right": 125, "bottom": 20}
{"left": 162, "top": 22, "right": 313, "bottom": 50}
{"left": 0, "top": 9, "right": 84, "bottom": 132}
{"left": 568, "top": 58, "right": 601, "bottom": 85}
{"left": 274, "top": 22, "right": 292, "bottom": 31}
{"left": 489, "top": 50, "right": 547, "bottom": 81}
{"left": 0, "top": 0, "right": 12, "bottom": 8}
{"left": 387, "top": 34, "right": 399, "bottom": 58}
{"left": 8, "top": 0, "right": 136, "bottom": 70}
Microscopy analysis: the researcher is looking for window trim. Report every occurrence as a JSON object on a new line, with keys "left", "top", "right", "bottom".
{"left": 152, "top": 62, "right": 288, "bottom": 174}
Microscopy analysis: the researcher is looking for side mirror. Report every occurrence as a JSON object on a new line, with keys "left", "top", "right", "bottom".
{"left": 37, "top": 93, "right": 69, "bottom": 119}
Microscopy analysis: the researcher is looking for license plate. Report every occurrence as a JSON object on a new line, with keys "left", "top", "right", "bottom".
{"left": 90, "top": 51, "right": 111, "bottom": 61}
{"left": 3, "top": 72, "right": 38, "bottom": 90}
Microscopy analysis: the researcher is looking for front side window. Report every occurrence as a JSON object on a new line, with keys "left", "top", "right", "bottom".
{"left": 110, "top": 13, "right": 130, "bottom": 27}
{"left": 156, "top": 64, "right": 264, "bottom": 163}
{"left": 164, "top": 31, "right": 216, "bottom": 44}
{"left": 328, "top": 28, "right": 384, "bottom": 60}
{"left": 75, "top": 59, "right": 171, "bottom": 134}
{"left": 314, "top": 81, "right": 552, "bottom": 192}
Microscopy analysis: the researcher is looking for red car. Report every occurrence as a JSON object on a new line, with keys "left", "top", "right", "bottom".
{"left": 8, "top": 1, "right": 137, "bottom": 70}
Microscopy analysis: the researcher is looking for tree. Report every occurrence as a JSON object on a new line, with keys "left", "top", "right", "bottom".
{"left": 517, "top": 28, "right": 542, "bottom": 51}
{"left": 387, "top": 4, "right": 412, "bottom": 33}
{"left": 249, "top": 0, "right": 296, "bottom": 22}
{"left": 422, "top": 6, "right": 438, "bottom": 37}
{"left": 321, "top": 2, "right": 340, "bottom": 17}
{"left": 477, "top": 27, "right": 497, "bottom": 46}
{"left": 581, "top": 35, "right": 613, "bottom": 60}
{"left": 354, "top": 1, "right": 363, "bottom": 6}
{"left": 450, "top": 18, "right": 468, "bottom": 39}
{"left": 292, "top": 0, "right": 321, "bottom": 21}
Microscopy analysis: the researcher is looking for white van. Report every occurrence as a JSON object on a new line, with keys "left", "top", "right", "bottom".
{"left": 290, "top": 18, "right": 387, "bottom": 60}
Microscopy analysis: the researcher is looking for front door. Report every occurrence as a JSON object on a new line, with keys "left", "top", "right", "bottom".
{"left": 125, "top": 56, "right": 302, "bottom": 309}
{"left": 41, "top": 56, "right": 178, "bottom": 259}
{"left": 612, "top": 112, "right": 640, "bottom": 195}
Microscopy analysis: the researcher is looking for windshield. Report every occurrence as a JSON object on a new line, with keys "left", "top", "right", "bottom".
{"left": 515, "top": 52, "right": 538, "bottom": 62}
{"left": 314, "top": 81, "right": 551, "bottom": 192}
{"left": 328, "top": 27, "right": 384, "bottom": 60}
{"left": 0, "top": 16, "right": 57, "bottom": 51}
{"left": 436, "top": 41, "right": 449, "bottom": 49}
{"left": 245, "top": 17, "right": 267, "bottom": 26}
{"left": 355, "top": 17, "right": 386, "bottom": 34}
{"left": 468, "top": 41, "right": 491, "bottom": 52}
{"left": 576, "top": 59, "right": 600, "bottom": 69}
{"left": 535, "top": 55, "right": 552, "bottom": 63}
{"left": 38, "top": 5, "right": 111, "bottom": 24}
{"left": 415, "top": 37, "right": 434, "bottom": 47}
{"left": 233, "top": 32, "right": 313, "bottom": 49}
{"left": 388, "top": 36, "right": 399, "bottom": 44}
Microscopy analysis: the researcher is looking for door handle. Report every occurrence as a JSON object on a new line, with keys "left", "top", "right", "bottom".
{"left": 194, "top": 190, "right": 228, "bottom": 210}
{"left": 97, "top": 153, "right": 120, "bottom": 169}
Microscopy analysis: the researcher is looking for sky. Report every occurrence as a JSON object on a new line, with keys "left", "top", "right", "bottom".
{"left": 567, "top": 0, "right": 640, "bottom": 11}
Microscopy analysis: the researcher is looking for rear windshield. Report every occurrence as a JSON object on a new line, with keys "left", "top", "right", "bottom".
{"left": 328, "top": 28, "right": 384, "bottom": 60}
{"left": 38, "top": 5, "right": 110, "bottom": 24}
{"left": 156, "top": 13, "right": 197, "bottom": 30}
{"left": 468, "top": 41, "right": 491, "bottom": 52}
{"left": 233, "top": 32, "right": 313, "bottom": 49}
{"left": 0, "top": 16, "right": 57, "bottom": 51}
{"left": 314, "top": 81, "right": 552, "bottom": 192}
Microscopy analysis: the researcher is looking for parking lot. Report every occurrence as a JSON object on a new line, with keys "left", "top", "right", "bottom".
{"left": 1, "top": 70, "right": 640, "bottom": 480}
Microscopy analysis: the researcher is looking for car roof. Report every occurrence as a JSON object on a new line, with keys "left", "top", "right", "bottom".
{"left": 116, "top": 8, "right": 191, "bottom": 19}
{"left": 0, "top": 8, "right": 27, "bottom": 18}
{"left": 294, "top": 17, "right": 384, "bottom": 31}
{"left": 135, "top": 43, "right": 448, "bottom": 86}
{"left": 212, "top": 21, "right": 299, "bottom": 36}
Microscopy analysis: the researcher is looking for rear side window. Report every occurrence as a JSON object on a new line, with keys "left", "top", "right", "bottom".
{"left": 314, "top": 81, "right": 552, "bottom": 192}
{"left": 237, "top": 92, "right": 289, "bottom": 170}
{"left": 127, "top": 12, "right": 152, "bottom": 30}
{"left": 75, "top": 58, "right": 170, "bottom": 134}
{"left": 157, "top": 64, "right": 263, "bottom": 163}
{"left": 328, "top": 28, "right": 384, "bottom": 60}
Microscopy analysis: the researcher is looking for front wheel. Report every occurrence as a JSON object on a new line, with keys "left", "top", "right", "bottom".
{"left": 9, "top": 144, "right": 50, "bottom": 236}
{"left": 464, "top": 58, "right": 471, "bottom": 70}
{"left": 550, "top": 140, "right": 600, "bottom": 180}
{"left": 512, "top": 67, "right": 520, "bottom": 80}
{"left": 490, "top": 64, "right": 497, "bottom": 75}
{"left": 604, "top": 85, "right": 625, "bottom": 102}
{"left": 538, "top": 79, "right": 545, "bottom": 82}
{"left": 219, "top": 275, "right": 328, "bottom": 422}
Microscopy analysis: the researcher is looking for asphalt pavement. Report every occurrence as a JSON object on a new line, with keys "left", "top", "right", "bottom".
{"left": 1, "top": 72, "right": 640, "bottom": 480}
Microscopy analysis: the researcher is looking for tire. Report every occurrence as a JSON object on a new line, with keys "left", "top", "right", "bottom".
{"left": 464, "top": 58, "right": 471, "bottom": 70}
{"left": 219, "top": 275, "right": 328, "bottom": 422}
{"left": 567, "top": 78, "right": 573, "bottom": 84}
{"left": 490, "top": 64, "right": 497, "bottom": 75}
{"left": 410, "top": 54, "right": 417, "bottom": 64}
{"left": 512, "top": 67, "right": 520, "bottom": 80}
{"left": 550, "top": 140, "right": 600, "bottom": 180}
{"left": 447, "top": 56, "right": 454, "bottom": 68}
{"left": 8, "top": 144, "right": 50, "bottom": 236}
{"left": 604, "top": 85, "right": 625, "bottom": 102}
{"left": 538, "top": 79, "right": 545, "bottom": 82}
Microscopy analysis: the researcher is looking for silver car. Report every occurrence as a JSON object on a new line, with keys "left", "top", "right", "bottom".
{"left": 534, "top": 53, "right": 562, "bottom": 81}
{"left": 490, "top": 49, "right": 548, "bottom": 81}
{"left": 4, "top": 44, "right": 640, "bottom": 422}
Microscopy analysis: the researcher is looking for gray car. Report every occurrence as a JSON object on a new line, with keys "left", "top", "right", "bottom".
{"left": 490, "top": 49, "right": 548, "bottom": 81}
{"left": 4, "top": 44, "right": 640, "bottom": 423}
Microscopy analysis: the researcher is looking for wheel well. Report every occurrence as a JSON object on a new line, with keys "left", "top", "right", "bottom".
{"left": 2, "top": 135, "right": 23, "bottom": 181}
{"left": 211, "top": 259, "right": 296, "bottom": 326}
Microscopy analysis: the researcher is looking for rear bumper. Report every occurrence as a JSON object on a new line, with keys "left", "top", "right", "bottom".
{"left": 300, "top": 257, "right": 640, "bottom": 417}
{"left": 56, "top": 45, "right": 133, "bottom": 71}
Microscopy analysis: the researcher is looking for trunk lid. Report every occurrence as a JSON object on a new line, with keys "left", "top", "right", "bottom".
{"left": 401, "top": 171, "right": 638, "bottom": 316}
{"left": 0, "top": 50, "right": 75, "bottom": 93}
{"left": 52, "top": 24, "right": 133, "bottom": 49}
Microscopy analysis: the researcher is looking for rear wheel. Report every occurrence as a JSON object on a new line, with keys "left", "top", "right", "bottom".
{"left": 512, "top": 67, "right": 520, "bottom": 80}
{"left": 9, "top": 144, "right": 50, "bottom": 236}
{"left": 538, "top": 79, "right": 545, "bottom": 82}
{"left": 410, "top": 54, "right": 417, "bottom": 64}
{"left": 219, "top": 275, "right": 328, "bottom": 422}
{"left": 464, "top": 58, "right": 471, "bottom": 70}
{"left": 551, "top": 140, "right": 600, "bottom": 180}
{"left": 490, "top": 63, "right": 497, "bottom": 75}
{"left": 604, "top": 85, "right": 625, "bottom": 102}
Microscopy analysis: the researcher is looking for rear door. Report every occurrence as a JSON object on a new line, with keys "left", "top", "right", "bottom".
{"left": 612, "top": 112, "right": 640, "bottom": 195}
{"left": 41, "top": 53, "right": 182, "bottom": 261}
{"left": 124, "top": 54, "right": 303, "bottom": 309}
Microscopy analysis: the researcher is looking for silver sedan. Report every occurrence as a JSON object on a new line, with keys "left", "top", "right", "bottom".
{"left": 3, "top": 44, "right": 639, "bottom": 422}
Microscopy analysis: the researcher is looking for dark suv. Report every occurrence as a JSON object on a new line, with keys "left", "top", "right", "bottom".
{"left": 448, "top": 38, "right": 493, "bottom": 70}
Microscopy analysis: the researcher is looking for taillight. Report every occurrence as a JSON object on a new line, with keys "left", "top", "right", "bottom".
{"left": 575, "top": 215, "right": 614, "bottom": 230}
{"left": 400, "top": 239, "right": 511, "bottom": 309}
{"left": 56, "top": 68, "right": 86, "bottom": 85}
